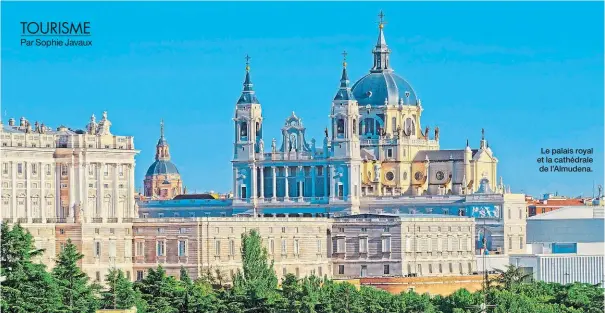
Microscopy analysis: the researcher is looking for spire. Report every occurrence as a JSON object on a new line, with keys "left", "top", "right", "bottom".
{"left": 333, "top": 50, "right": 355, "bottom": 101}
{"left": 480, "top": 128, "right": 487, "bottom": 149}
{"left": 371, "top": 10, "right": 392, "bottom": 73}
{"left": 237, "top": 54, "right": 259, "bottom": 104}
{"left": 156, "top": 120, "right": 170, "bottom": 161}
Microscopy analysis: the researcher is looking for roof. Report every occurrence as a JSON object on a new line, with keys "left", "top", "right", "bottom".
{"left": 413, "top": 149, "right": 477, "bottom": 162}
{"left": 352, "top": 72, "right": 417, "bottom": 107}
{"left": 145, "top": 160, "right": 180, "bottom": 176}
{"left": 173, "top": 194, "right": 218, "bottom": 200}
{"left": 529, "top": 205, "right": 604, "bottom": 220}
{"left": 334, "top": 213, "right": 472, "bottom": 220}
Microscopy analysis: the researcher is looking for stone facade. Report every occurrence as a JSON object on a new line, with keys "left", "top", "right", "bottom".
{"left": 331, "top": 214, "right": 476, "bottom": 278}
{"left": 1, "top": 113, "right": 138, "bottom": 279}
{"left": 132, "top": 216, "right": 332, "bottom": 283}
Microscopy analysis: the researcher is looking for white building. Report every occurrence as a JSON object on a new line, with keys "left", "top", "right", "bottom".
{"left": 510, "top": 254, "right": 604, "bottom": 286}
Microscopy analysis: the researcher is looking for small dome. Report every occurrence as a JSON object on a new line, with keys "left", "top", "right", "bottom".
{"left": 351, "top": 72, "right": 418, "bottom": 107}
{"left": 145, "top": 160, "right": 180, "bottom": 176}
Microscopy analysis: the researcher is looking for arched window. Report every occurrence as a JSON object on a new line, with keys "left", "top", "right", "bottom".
{"left": 240, "top": 122, "right": 248, "bottom": 137}
{"left": 336, "top": 119, "right": 345, "bottom": 135}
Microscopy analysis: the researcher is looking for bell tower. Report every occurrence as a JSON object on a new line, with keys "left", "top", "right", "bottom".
{"left": 233, "top": 55, "right": 263, "bottom": 162}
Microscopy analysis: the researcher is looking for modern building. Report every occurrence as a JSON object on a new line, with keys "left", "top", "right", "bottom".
{"left": 330, "top": 214, "right": 476, "bottom": 278}
{"left": 510, "top": 254, "right": 604, "bottom": 286}
{"left": 132, "top": 216, "right": 332, "bottom": 282}
{"left": 0, "top": 112, "right": 139, "bottom": 279}
{"left": 143, "top": 121, "right": 183, "bottom": 200}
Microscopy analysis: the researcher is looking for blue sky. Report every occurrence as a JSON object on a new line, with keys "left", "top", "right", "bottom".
{"left": 2, "top": 2, "right": 603, "bottom": 197}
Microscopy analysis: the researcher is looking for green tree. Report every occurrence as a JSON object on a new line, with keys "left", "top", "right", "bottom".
{"left": 231, "top": 229, "right": 280, "bottom": 312}
{"left": 0, "top": 222, "right": 62, "bottom": 313}
{"left": 52, "top": 239, "right": 100, "bottom": 313}
{"left": 492, "top": 264, "right": 532, "bottom": 291}
{"left": 177, "top": 266, "right": 222, "bottom": 313}
{"left": 135, "top": 265, "right": 180, "bottom": 313}
{"left": 101, "top": 268, "right": 147, "bottom": 312}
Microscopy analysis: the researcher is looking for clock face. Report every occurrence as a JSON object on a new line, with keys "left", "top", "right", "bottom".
{"left": 436, "top": 171, "right": 445, "bottom": 180}
{"left": 414, "top": 171, "right": 423, "bottom": 181}
{"left": 386, "top": 172, "right": 395, "bottom": 181}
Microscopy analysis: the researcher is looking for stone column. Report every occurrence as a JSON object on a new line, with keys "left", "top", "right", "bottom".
{"left": 55, "top": 163, "right": 61, "bottom": 219}
{"left": 10, "top": 162, "right": 16, "bottom": 219}
{"left": 68, "top": 158, "right": 75, "bottom": 219}
{"left": 323, "top": 165, "right": 328, "bottom": 199}
{"left": 113, "top": 164, "right": 119, "bottom": 219}
{"left": 284, "top": 166, "right": 289, "bottom": 200}
{"left": 259, "top": 166, "right": 265, "bottom": 200}
{"left": 128, "top": 163, "right": 135, "bottom": 218}
{"left": 298, "top": 166, "right": 304, "bottom": 200}
{"left": 97, "top": 162, "right": 104, "bottom": 219}
{"left": 250, "top": 165, "right": 257, "bottom": 200}
{"left": 311, "top": 165, "right": 316, "bottom": 198}
{"left": 329, "top": 165, "right": 336, "bottom": 200}
{"left": 271, "top": 166, "right": 277, "bottom": 201}
{"left": 40, "top": 162, "right": 45, "bottom": 222}
{"left": 233, "top": 168, "right": 238, "bottom": 199}
{"left": 80, "top": 161, "right": 87, "bottom": 221}
{"left": 25, "top": 161, "right": 30, "bottom": 221}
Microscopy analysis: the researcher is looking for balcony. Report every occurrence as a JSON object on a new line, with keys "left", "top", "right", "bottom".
{"left": 122, "top": 218, "right": 134, "bottom": 223}
{"left": 91, "top": 218, "right": 103, "bottom": 223}
{"left": 32, "top": 218, "right": 43, "bottom": 223}
{"left": 3, "top": 218, "right": 13, "bottom": 223}
{"left": 17, "top": 218, "right": 28, "bottom": 223}
{"left": 107, "top": 218, "right": 118, "bottom": 223}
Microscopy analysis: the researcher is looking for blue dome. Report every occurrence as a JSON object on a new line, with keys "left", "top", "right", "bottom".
{"left": 145, "top": 160, "right": 180, "bottom": 176}
{"left": 351, "top": 72, "right": 418, "bottom": 107}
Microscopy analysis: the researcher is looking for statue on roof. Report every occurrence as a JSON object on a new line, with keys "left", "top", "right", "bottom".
{"left": 324, "top": 127, "right": 329, "bottom": 138}
{"left": 434, "top": 126, "right": 440, "bottom": 141}
{"left": 258, "top": 138, "right": 264, "bottom": 153}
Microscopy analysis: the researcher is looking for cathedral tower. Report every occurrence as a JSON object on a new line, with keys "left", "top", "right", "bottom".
{"left": 144, "top": 120, "right": 182, "bottom": 199}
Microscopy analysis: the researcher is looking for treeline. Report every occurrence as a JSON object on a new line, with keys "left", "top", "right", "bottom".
{"left": 1, "top": 223, "right": 603, "bottom": 313}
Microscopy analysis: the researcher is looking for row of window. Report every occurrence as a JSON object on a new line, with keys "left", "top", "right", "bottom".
{"left": 2, "top": 163, "right": 128, "bottom": 178}
{"left": 335, "top": 225, "right": 471, "bottom": 233}
{"left": 508, "top": 236, "right": 524, "bottom": 250}
{"left": 337, "top": 262, "right": 472, "bottom": 276}
{"left": 142, "top": 226, "right": 314, "bottom": 235}
{"left": 335, "top": 237, "right": 391, "bottom": 254}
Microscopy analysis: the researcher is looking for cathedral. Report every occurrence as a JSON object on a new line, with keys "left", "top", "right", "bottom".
{"left": 231, "top": 13, "right": 501, "bottom": 214}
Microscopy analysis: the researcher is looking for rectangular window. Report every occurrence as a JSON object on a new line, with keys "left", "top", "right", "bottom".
{"left": 282, "top": 227, "right": 286, "bottom": 233}
{"left": 2, "top": 163, "right": 8, "bottom": 174}
{"left": 359, "top": 237, "right": 368, "bottom": 253}
{"left": 269, "top": 239, "right": 275, "bottom": 255}
{"left": 317, "top": 239, "right": 322, "bottom": 253}
{"left": 135, "top": 242, "right": 144, "bottom": 256}
{"left": 109, "top": 228, "right": 115, "bottom": 234}
{"left": 229, "top": 240, "right": 235, "bottom": 256}
{"left": 336, "top": 238, "right": 345, "bottom": 253}
{"left": 387, "top": 149, "right": 393, "bottom": 158}
{"left": 338, "top": 265, "right": 344, "bottom": 275}
{"left": 360, "top": 265, "right": 367, "bottom": 277}
{"left": 317, "top": 167, "right": 323, "bottom": 176}
{"left": 361, "top": 227, "right": 367, "bottom": 232}
{"left": 136, "top": 270, "right": 144, "bottom": 281}
{"left": 519, "top": 209, "right": 523, "bottom": 219}
{"left": 294, "top": 239, "right": 300, "bottom": 256}
{"left": 157, "top": 228, "right": 165, "bottom": 234}
{"left": 96, "top": 271, "right": 101, "bottom": 282}
{"left": 178, "top": 240, "right": 187, "bottom": 256}
{"left": 283, "top": 267, "right": 287, "bottom": 277}
{"left": 318, "top": 267, "right": 322, "bottom": 277}
{"left": 519, "top": 236, "right": 524, "bottom": 249}
{"left": 508, "top": 237, "right": 512, "bottom": 251}
{"left": 156, "top": 241, "right": 165, "bottom": 256}
{"left": 281, "top": 239, "right": 287, "bottom": 255}
{"left": 384, "top": 264, "right": 390, "bottom": 275}
{"left": 88, "top": 165, "right": 93, "bottom": 176}
{"left": 382, "top": 237, "right": 391, "bottom": 253}
{"left": 31, "top": 164, "right": 37, "bottom": 175}
{"left": 104, "top": 164, "right": 109, "bottom": 176}
{"left": 215, "top": 240, "right": 221, "bottom": 256}
{"left": 119, "top": 165, "right": 124, "bottom": 177}
{"left": 95, "top": 242, "right": 101, "bottom": 257}
{"left": 46, "top": 164, "right": 51, "bottom": 175}
{"left": 17, "top": 163, "right": 23, "bottom": 175}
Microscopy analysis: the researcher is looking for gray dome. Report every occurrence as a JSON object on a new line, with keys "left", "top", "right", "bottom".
{"left": 145, "top": 160, "right": 179, "bottom": 176}
{"left": 351, "top": 72, "right": 418, "bottom": 107}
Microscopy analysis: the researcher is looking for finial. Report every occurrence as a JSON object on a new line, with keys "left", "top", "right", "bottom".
{"left": 245, "top": 54, "right": 251, "bottom": 72}
{"left": 466, "top": 139, "right": 469, "bottom": 147}
{"left": 160, "top": 119, "right": 164, "bottom": 138}
{"left": 481, "top": 128, "right": 485, "bottom": 140}
{"left": 378, "top": 10, "right": 386, "bottom": 29}
{"left": 342, "top": 50, "right": 348, "bottom": 68}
